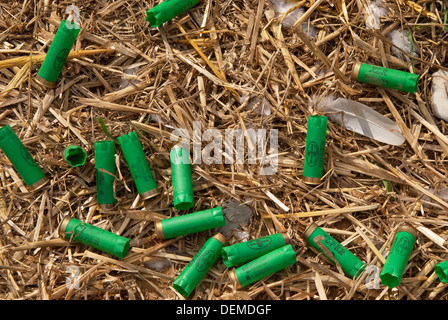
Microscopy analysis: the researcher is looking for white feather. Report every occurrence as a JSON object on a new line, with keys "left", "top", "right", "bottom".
{"left": 268, "top": 0, "right": 316, "bottom": 37}
{"left": 240, "top": 94, "right": 272, "bottom": 116}
{"left": 432, "top": 69, "right": 448, "bottom": 121}
{"left": 388, "top": 29, "right": 419, "bottom": 61}
{"left": 317, "top": 97, "right": 405, "bottom": 146}
{"left": 365, "top": 0, "right": 388, "bottom": 30}
{"left": 145, "top": 259, "right": 171, "bottom": 272}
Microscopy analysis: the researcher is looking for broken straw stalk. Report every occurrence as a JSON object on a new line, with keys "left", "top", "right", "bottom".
{"left": 0, "top": 47, "right": 115, "bottom": 70}
{"left": 0, "top": 47, "right": 115, "bottom": 97}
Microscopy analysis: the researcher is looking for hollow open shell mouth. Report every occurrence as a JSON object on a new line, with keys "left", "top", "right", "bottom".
{"left": 380, "top": 273, "right": 400, "bottom": 289}
{"left": 435, "top": 264, "right": 448, "bottom": 283}
{"left": 64, "top": 145, "right": 87, "bottom": 167}
{"left": 146, "top": 12, "right": 158, "bottom": 27}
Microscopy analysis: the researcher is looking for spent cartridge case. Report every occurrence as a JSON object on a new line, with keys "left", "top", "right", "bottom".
{"left": 36, "top": 20, "right": 80, "bottom": 88}
{"left": 222, "top": 233, "right": 291, "bottom": 268}
{"left": 303, "top": 115, "right": 327, "bottom": 185}
{"left": 352, "top": 62, "right": 419, "bottom": 93}
{"left": 59, "top": 216, "right": 130, "bottom": 259}
{"left": 228, "top": 244, "right": 297, "bottom": 289}
{"left": 94, "top": 140, "right": 117, "bottom": 209}
{"left": 155, "top": 207, "right": 226, "bottom": 240}
{"left": 303, "top": 223, "right": 366, "bottom": 279}
{"left": 146, "top": 0, "right": 200, "bottom": 27}
{"left": 380, "top": 226, "right": 417, "bottom": 288}
{"left": 0, "top": 125, "right": 47, "bottom": 190}
{"left": 170, "top": 146, "right": 194, "bottom": 210}
{"left": 117, "top": 131, "right": 159, "bottom": 200}
{"left": 172, "top": 233, "right": 228, "bottom": 297}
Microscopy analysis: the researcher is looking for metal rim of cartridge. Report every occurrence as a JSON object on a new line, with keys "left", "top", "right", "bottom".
{"left": 212, "top": 232, "right": 229, "bottom": 247}
{"left": 28, "top": 176, "right": 49, "bottom": 192}
{"left": 396, "top": 225, "right": 418, "bottom": 238}
{"left": 351, "top": 61, "right": 362, "bottom": 82}
{"left": 34, "top": 75, "right": 58, "bottom": 89}
{"left": 58, "top": 215, "right": 73, "bottom": 238}
{"left": 140, "top": 188, "right": 160, "bottom": 201}
{"left": 302, "top": 222, "right": 319, "bottom": 242}
{"left": 228, "top": 269, "right": 241, "bottom": 290}
{"left": 154, "top": 220, "right": 165, "bottom": 240}
{"left": 99, "top": 203, "right": 116, "bottom": 211}
{"left": 303, "top": 176, "right": 322, "bottom": 185}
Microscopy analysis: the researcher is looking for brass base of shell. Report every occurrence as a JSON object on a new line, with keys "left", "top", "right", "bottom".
{"left": 351, "top": 61, "right": 362, "bottom": 82}
{"left": 154, "top": 220, "right": 165, "bottom": 240}
{"left": 140, "top": 188, "right": 159, "bottom": 201}
{"left": 228, "top": 269, "right": 241, "bottom": 290}
{"left": 28, "top": 176, "right": 49, "bottom": 192}
{"left": 99, "top": 203, "right": 116, "bottom": 211}
{"left": 303, "top": 176, "right": 322, "bottom": 185}
{"left": 34, "top": 75, "right": 57, "bottom": 89}
{"left": 212, "top": 233, "right": 229, "bottom": 246}
{"left": 58, "top": 215, "right": 73, "bottom": 238}
{"left": 303, "top": 222, "right": 319, "bottom": 242}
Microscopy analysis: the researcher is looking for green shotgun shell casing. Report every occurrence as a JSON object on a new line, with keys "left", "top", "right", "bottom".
{"left": 35, "top": 20, "right": 81, "bottom": 88}
{"left": 63, "top": 145, "right": 87, "bottom": 167}
{"left": 222, "top": 233, "right": 291, "bottom": 268}
{"left": 380, "top": 225, "right": 417, "bottom": 288}
{"left": 228, "top": 244, "right": 297, "bottom": 289}
{"left": 146, "top": 0, "right": 200, "bottom": 27}
{"left": 0, "top": 125, "right": 48, "bottom": 191}
{"left": 117, "top": 131, "right": 159, "bottom": 200}
{"left": 303, "top": 223, "right": 366, "bottom": 279}
{"left": 155, "top": 206, "right": 226, "bottom": 240}
{"left": 170, "top": 146, "right": 194, "bottom": 210}
{"left": 58, "top": 216, "right": 130, "bottom": 259}
{"left": 351, "top": 62, "right": 419, "bottom": 93}
{"left": 172, "top": 233, "right": 228, "bottom": 298}
{"left": 435, "top": 260, "right": 448, "bottom": 284}
{"left": 94, "top": 141, "right": 117, "bottom": 210}
{"left": 303, "top": 115, "right": 327, "bottom": 185}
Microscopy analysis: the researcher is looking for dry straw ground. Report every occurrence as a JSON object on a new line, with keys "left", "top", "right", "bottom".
{"left": 0, "top": 0, "right": 447, "bottom": 300}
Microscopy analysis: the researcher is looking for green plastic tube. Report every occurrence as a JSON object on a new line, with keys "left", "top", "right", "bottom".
{"left": 0, "top": 125, "right": 48, "bottom": 190}
{"left": 94, "top": 141, "right": 117, "bottom": 210}
{"left": 36, "top": 20, "right": 81, "bottom": 88}
{"left": 222, "top": 233, "right": 291, "bottom": 268}
{"left": 303, "top": 115, "right": 327, "bottom": 185}
{"left": 435, "top": 260, "right": 448, "bottom": 284}
{"left": 59, "top": 216, "right": 130, "bottom": 259}
{"left": 146, "top": 0, "right": 200, "bottom": 27}
{"left": 352, "top": 62, "right": 419, "bottom": 93}
{"left": 170, "top": 146, "right": 194, "bottom": 210}
{"left": 155, "top": 207, "right": 226, "bottom": 240}
{"left": 63, "top": 145, "right": 87, "bottom": 167}
{"left": 380, "top": 226, "right": 417, "bottom": 288}
{"left": 173, "top": 233, "right": 228, "bottom": 297}
{"left": 303, "top": 223, "right": 366, "bottom": 279}
{"left": 229, "top": 244, "right": 296, "bottom": 289}
{"left": 117, "top": 131, "right": 159, "bottom": 200}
